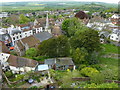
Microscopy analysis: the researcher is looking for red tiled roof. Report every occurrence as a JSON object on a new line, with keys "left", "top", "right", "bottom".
{"left": 75, "top": 11, "right": 88, "bottom": 19}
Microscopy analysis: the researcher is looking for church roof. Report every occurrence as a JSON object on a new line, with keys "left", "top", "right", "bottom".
{"left": 75, "top": 11, "right": 88, "bottom": 19}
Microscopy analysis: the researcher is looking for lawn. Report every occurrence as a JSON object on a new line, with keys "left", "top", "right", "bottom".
{"left": 98, "top": 44, "right": 119, "bottom": 80}
{"left": 101, "top": 44, "right": 119, "bottom": 54}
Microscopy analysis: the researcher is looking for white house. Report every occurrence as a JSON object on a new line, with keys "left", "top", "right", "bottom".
{"left": 109, "top": 33, "right": 120, "bottom": 42}
{"left": 0, "top": 53, "right": 10, "bottom": 70}
{"left": 0, "top": 12, "right": 8, "bottom": 18}
{"left": 0, "top": 53, "right": 38, "bottom": 74}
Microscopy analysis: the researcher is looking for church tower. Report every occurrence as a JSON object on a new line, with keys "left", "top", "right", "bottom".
{"left": 45, "top": 12, "right": 51, "bottom": 33}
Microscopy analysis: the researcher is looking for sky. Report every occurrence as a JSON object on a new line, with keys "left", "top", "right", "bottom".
{"left": 1, "top": 0, "right": 119, "bottom": 4}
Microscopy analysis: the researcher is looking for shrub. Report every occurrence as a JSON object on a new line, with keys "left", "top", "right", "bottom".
{"left": 90, "top": 73, "right": 105, "bottom": 84}
{"left": 101, "top": 69, "right": 117, "bottom": 80}
{"left": 90, "top": 64, "right": 102, "bottom": 71}
{"left": 78, "top": 64, "right": 86, "bottom": 70}
{"left": 30, "top": 86, "right": 38, "bottom": 88}
{"left": 84, "top": 82, "right": 118, "bottom": 88}
{"left": 5, "top": 71, "right": 13, "bottom": 78}
{"left": 80, "top": 67, "right": 99, "bottom": 77}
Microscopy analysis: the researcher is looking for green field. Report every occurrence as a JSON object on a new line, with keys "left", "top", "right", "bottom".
{"left": 1, "top": 6, "right": 45, "bottom": 11}
{"left": 101, "top": 44, "right": 119, "bottom": 54}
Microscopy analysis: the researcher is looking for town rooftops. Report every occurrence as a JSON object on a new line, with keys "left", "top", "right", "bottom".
{"left": 34, "top": 32, "right": 53, "bottom": 42}
{"left": 45, "top": 57, "right": 74, "bottom": 66}
{"left": 7, "top": 55, "right": 38, "bottom": 67}
{"left": 16, "top": 35, "right": 40, "bottom": 50}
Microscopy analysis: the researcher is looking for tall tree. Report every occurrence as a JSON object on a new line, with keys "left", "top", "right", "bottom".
{"left": 25, "top": 48, "right": 37, "bottom": 57}
{"left": 72, "top": 48, "right": 88, "bottom": 64}
{"left": 70, "top": 28, "right": 101, "bottom": 53}
{"left": 62, "top": 17, "right": 87, "bottom": 37}
{"left": 37, "top": 35, "right": 70, "bottom": 58}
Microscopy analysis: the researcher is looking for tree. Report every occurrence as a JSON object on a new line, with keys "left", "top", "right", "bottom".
{"left": 37, "top": 35, "right": 70, "bottom": 58}
{"left": 62, "top": 17, "right": 87, "bottom": 37}
{"left": 70, "top": 28, "right": 101, "bottom": 53}
{"left": 72, "top": 48, "right": 88, "bottom": 64}
{"left": 25, "top": 48, "right": 37, "bottom": 57}
{"left": 19, "top": 14, "right": 30, "bottom": 24}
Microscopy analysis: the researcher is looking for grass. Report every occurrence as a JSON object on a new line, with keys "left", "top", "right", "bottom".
{"left": 1, "top": 6, "right": 45, "bottom": 11}
{"left": 101, "top": 44, "right": 119, "bottom": 54}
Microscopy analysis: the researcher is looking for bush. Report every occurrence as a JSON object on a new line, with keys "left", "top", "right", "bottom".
{"left": 90, "top": 73, "right": 105, "bottom": 84}
{"left": 80, "top": 67, "right": 99, "bottom": 77}
{"left": 84, "top": 82, "right": 118, "bottom": 88}
{"left": 90, "top": 64, "right": 102, "bottom": 71}
{"left": 78, "top": 64, "right": 86, "bottom": 70}
{"left": 30, "top": 86, "right": 38, "bottom": 88}
{"left": 5, "top": 71, "right": 13, "bottom": 78}
{"left": 101, "top": 69, "right": 117, "bottom": 80}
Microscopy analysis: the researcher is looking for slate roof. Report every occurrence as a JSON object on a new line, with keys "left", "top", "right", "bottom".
{"left": 7, "top": 55, "right": 38, "bottom": 67}
{"left": 99, "top": 31, "right": 110, "bottom": 38}
{"left": 16, "top": 35, "right": 40, "bottom": 50}
{"left": 34, "top": 32, "right": 53, "bottom": 42}
{"left": 45, "top": 57, "right": 74, "bottom": 66}
{"left": 0, "top": 34, "right": 11, "bottom": 41}
{"left": 10, "top": 29, "right": 22, "bottom": 35}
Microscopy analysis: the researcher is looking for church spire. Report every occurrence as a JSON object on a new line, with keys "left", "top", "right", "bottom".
{"left": 45, "top": 12, "right": 49, "bottom": 31}
{"left": 45, "top": 12, "right": 51, "bottom": 33}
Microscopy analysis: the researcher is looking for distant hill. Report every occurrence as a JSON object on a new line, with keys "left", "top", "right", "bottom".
{"left": 1, "top": 1, "right": 118, "bottom": 11}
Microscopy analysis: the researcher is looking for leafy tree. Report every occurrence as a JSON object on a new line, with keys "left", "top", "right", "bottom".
{"left": 72, "top": 48, "right": 88, "bottom": 64}
{"left": 19, "top": 14, "right": 30, "bottom": 24}
{"left": 37, "top": 35, "right": 70, "bottom": 58}
{"left": 25, "top": 48, "right": 37, "bottom": 57}
{"left": 70, "top": 28, "right": 101, "bottom": 53}
{"left": 62, "top": 17, "right": 87, "bottom": 37}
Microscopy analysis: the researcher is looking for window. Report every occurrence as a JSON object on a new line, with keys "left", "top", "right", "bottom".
{"left": 13, "top": 37, "right": 15, "bottom": 40}
{"left": 20, "top": 35, "right": 22, "bottom": 38}
{"left": 116, "top": 38, "right": 118, "bottom": 40}
{"left": 111, "top": 36, "right": 113, "bottom": 38}
{"left": 17, "top": 36, "right": 19, "bottom": 39}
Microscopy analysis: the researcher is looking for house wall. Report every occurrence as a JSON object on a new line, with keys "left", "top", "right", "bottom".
{"left": 9, "top": 66, "right": 35, "bottom": 74}
{"left": 0, "top": 53, "right": 10, "bottom": 65}
{"left": 22, "top": 30, "right": 33, "bottom": 38}
{"left": 110, "top": 34, "right": 120, "bottom": 42}
{"left": 10, "top": 32, "right": 23, "bottom": 46}
{"left": 35, "top": 27, "right": 43, "bottom": 33}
